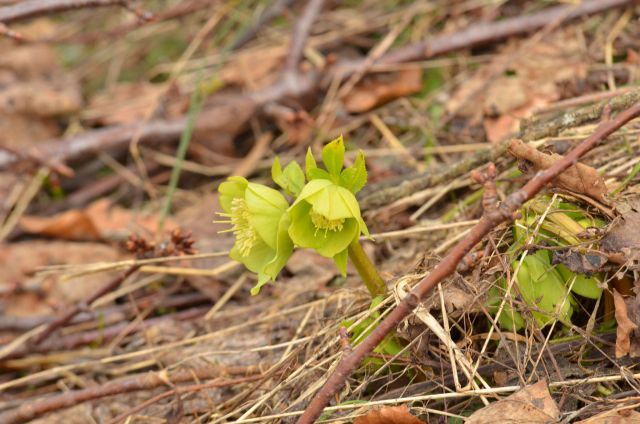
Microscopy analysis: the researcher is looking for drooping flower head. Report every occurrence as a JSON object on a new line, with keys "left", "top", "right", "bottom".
{"left": 217, "top": 176, "right": 293, "bottom": 294}
{"left": 287, "top": 136, "right": 369, "bottom": 274}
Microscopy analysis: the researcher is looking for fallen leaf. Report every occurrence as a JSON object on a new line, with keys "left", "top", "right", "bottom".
{"left": 85, "top": 82, "right": 186, "bottom": 125}
{"left": 466, "top": 380, "right": 560, "bottom": 424}
{"left": 577, "top": 408, "right": 640, "bottom": 423}
{"left": 552, "top": 249, "right": 608, "bottom": 276}
{"left": 343, "top": 68, "right": 423, "bottom": 114}
{"left": 447, "top": 30, "right": 587, "bottom": 142}
{"left": 354, "top": 405, "right": 425, "bottom": 424}
{"left": 508, "top": 139, "right": 608, "bottom": 203}
{"left": 0, "top": 240, "right": 121, "bottom": 314}
{"left": 601, "top": 199, "right": 640, "bottom": 264}
{"left": 613, "top": 289, "right": 640, "bottom": 358}
{"left": 19, "top": 198, "right": 178, "bottom": 241}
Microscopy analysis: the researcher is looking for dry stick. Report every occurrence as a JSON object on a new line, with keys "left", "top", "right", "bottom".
{"left": 284, "top": 0, "right": 324, "bottom": 74}
{"left": 229, "top": 0, "right": 299, "bottom": 51}
{"left": 0, "top": 367, "right": 262, "bottom": 424}
{"left": 296, "top": 102, "right": 640, "bottom": 423}
{"left": 0, "top": 0, "right": 629, "bottom": 172}
{"left": 30, "top": 265, "right": 140, "bottom": 347}
{"left": 0, "top": 0, "right": 137, "bottom": 22}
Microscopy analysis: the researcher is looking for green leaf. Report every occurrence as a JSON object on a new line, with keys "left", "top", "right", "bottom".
{"left": 556, "top": 264, "right": 603, "bottom": 299}
{"left": 321, "top": 135, "right": 345, "bottom": 177}
{"left": 340, "top": 150, "right": 367, "bottom": 194}
{"left": 305, "top": 148, "right": 318, "bottom": 180}
{"left": 272, "top": 157, "right": 305, "bottom": 197}
{"left": 516, "top": 252, "right": 574, "bottom": 327}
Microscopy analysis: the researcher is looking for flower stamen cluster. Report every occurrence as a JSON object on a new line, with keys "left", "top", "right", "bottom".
{"left": 310, "top": 210, "right": 345, "bottom": 236}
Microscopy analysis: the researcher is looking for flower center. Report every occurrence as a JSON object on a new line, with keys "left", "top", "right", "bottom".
{"left": 310, "top": 210, "right": 344, "bottom": 236}
{"left": 217, "top": 198, "right": 257, "bottom": 257}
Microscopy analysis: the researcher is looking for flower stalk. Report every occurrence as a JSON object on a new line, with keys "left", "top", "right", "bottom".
{"left": 347, "top": 239, "right": 386, "bottom": 297}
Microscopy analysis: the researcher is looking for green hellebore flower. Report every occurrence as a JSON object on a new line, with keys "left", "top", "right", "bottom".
{"left": 217, "top": 176, "right": 293, "bottom": 295}
{"left": 288, "top": 178, "right": 368, "bottom": 274}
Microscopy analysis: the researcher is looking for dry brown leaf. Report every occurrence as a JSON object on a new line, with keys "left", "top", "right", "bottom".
{"left": 0, "top": 240, "right": 121, "bottom": 313}
{"left": 220, "top": 46, "right": 283, "bottom": 90}
{"left": 466, "top": 380, "right": 560, "bottom": 424}
{"left": 447, "top": 30, "right": 587, "bottom": 142}
{"left": 19, "top": 198, "right": 178, "bottom": 241}
{"left": 576, "top": 408, "right": 640, "bottom": 423}
{"left": 613, "top": 289, "right": 639, "bottom": 358}
{"left": 508, "top": 139, "right": 608, "bottom": 203}
{"left": 85, "top": 82, "right": 186, "bottom": 125}
{"left": 602, "top": 199, "right": 640, "bottom": 261}
{"left": 343, "top": 68, "right": 423, "bottom": 114}
{"left": 354, "top": 405, "right": 425, "bottom": 424}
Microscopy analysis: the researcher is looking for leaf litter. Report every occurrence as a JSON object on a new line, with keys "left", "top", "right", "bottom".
{"left": 0, "top": 1, "right": 640, "bottom": 423}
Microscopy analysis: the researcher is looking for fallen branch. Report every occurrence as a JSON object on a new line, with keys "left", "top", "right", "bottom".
{"left": 296, "top": 101, "right": 640, "bottom": 423}
{"left": 0, "top": 0, "right": 631, "bottom": 172}
{"left": 0, "top": 0, "right": 144, "bottom": 23}
{"left": 0, "top": 366, "right": 263, "bottom": 424}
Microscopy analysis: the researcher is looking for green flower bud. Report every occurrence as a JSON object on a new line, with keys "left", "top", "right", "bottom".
{"left": 217, "top": 176, "right": 293, "bottom": 294}
{"left": 288, "top": 179, "right": 368, "bottom": 273}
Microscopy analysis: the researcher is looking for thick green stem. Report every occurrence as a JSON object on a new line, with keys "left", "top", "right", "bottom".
{"left": 347, "top": 239, "right": 386, "bottom": 298}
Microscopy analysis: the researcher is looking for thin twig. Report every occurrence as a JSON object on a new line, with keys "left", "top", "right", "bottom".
{"left": 296, "top": 101, "right": 640, "bottom": 423}
{"left": 284, "top": 0, "right": 324, "bottom": 74}
{"left": 229, "top": 0, "right": 299, "bottom": 51}
{"left": 30, "top": 265, "right": 140, "bottom": 346}
{"left": 0, "top": 0, "right": 138, "bottom": 23}
{"left": 0, "top": 367, "right": 262, "bottom": 424}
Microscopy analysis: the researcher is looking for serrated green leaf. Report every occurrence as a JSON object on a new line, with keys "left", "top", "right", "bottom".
{"left": 340, "top": 150, "right": 367, "bottom": 194}
{"left": 321, "top": 135, "right": 345, "bottom": 177}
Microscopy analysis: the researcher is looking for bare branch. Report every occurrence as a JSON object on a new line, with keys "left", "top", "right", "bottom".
{"left": 284, "top": 0, "right": 325, "bottom": 74}
{"left": 0, "top": 367, "right": 263, "bottom": 424}
{"left": 0, "top": 0, "right": 136, "bottom": 23}
{"left": 297, "top": 101, "right": 640, "bottom": 423}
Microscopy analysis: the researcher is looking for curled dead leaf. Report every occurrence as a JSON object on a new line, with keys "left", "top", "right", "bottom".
{"left": 613, "top": 289, "right": 640, "bottom": 358}
{"left": 466, "top": 380, "right": 560, "bottom": 424}
{"left": 354, "top": 405, "right": 425, "bottom": 424}
{"left": 508, "top": 139, "right": 608, "bottom": 203}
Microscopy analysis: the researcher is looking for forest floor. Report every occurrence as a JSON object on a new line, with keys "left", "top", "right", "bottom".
{"left": 1, "top": 1, "right": 640, "bottom": 423}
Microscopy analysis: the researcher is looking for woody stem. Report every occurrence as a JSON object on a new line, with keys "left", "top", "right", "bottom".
{"left": 347, "top": 239, "right": 386, "bottom": 298}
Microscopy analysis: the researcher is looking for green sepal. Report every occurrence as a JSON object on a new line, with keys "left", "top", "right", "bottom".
{"left": 245, "top": 182, "right": 289, "bottom": 249}
{"left": 271, "top": 156, "right": 305, "bottom": 197}
{"left": 340, "top": 150, "right": 367, "bottom": 194}
{"left": 321, "top": 135, "right": 345, "bottom": 177}
{"left": 218, "top": 176, "right": 248, "bottom": 213}
{"left": 333, "top": 249, "right": 348, "bottom": 276}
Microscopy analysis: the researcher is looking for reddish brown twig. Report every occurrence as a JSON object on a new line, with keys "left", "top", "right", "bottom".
{"left": 297, "top": 102, "right": 640, "bottom": 423}
{"left": 1, "top": 0, "right": 629, "bottom": 173}
{"left": 0, "top": 367, "right": 263, "bottom": 424}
